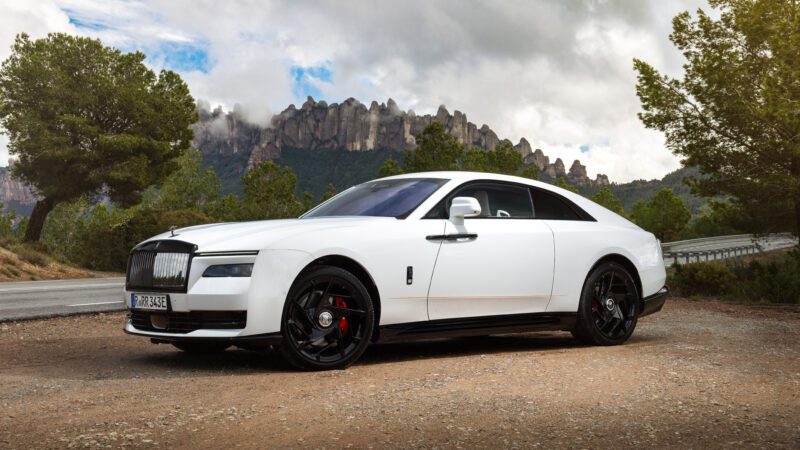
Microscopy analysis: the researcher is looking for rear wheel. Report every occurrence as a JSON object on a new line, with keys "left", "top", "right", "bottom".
{"left": 278, "top": 266, "right": 374, "bottom": 370}
{"left": 572, "top": 262, "right": 640, "bottom": 346}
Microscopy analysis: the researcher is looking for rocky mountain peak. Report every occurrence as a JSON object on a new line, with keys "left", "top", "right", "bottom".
{"left": 193, "top": 97, "right": 610, "bottom": 188}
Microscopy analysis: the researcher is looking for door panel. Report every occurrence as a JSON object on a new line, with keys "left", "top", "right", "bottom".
{"left": 427, "top": 219, "right": 554, "bottom": 320}
{"left": 363, "top": 219, "right": 447, "bottom": 325}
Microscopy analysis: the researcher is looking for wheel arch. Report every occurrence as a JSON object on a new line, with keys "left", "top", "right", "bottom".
{"left": 294, "top": 254, "right": 382, "bottom": 341}
{"left": 588, "top": 253, "right": 643, "bottom": 302}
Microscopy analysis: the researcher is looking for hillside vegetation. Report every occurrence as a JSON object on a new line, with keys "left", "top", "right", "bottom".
{"left": 0, "top": 241, "right": 119, "bottom": 281}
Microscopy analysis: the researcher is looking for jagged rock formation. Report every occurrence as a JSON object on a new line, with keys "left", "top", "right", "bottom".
{"left": 193, "top": 97, "right": 609, "bottom": 187}
{"left": 245, "top": 97, "right": 510, "bottom": 164}
{"left": 0, "top": 164, "right": 38, "bottom": 209}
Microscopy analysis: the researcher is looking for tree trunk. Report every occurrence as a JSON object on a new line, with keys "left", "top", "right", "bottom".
{"left": 24, "top": 198, "right": 55, "bottom": 242}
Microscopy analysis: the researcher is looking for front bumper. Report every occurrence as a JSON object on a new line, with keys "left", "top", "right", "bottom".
{"left": 124, "top": 320, "right": 282, "bottom": 345}
{"left": 640, "top": 286, "right": 668, "bottom": 317}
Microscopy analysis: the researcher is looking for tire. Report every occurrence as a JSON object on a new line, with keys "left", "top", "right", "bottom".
{"left": 278, "top": 265, "right": 375, "bottom": 370}
{"left": 172, "top": 341, "right": 231, "bottom": 354}
{"left": 572, "top": 262, "right": 640, "bottom": 346}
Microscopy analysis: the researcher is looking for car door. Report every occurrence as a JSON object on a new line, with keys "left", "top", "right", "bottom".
{"left": 426, "top": 181, "right": 555, "bottom": 320}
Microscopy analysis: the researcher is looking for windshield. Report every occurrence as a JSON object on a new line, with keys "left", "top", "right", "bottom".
{"left": 303, "top": 178, "right": 448, "bottom": 219}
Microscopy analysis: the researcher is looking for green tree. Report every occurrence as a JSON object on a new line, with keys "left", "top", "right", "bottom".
{"left": 206, "top": 193, "right": 240, "bottom": 222}
{"left": 519, "top": 166, "right": 539, "bottom": 180}
{"left": 299, "top": 191, "right": 314, "bottom": 213}
{"left": 461, "top": 141, "right": 523, "bottom": 175}
{"left": 680, "top": 201, "right": 743, "bottom": 239}
{"left": 591, "top": 187, "right": 626, "bottom": 216}
{"left": 0, "top": 33, "right": 197, "bottom": 241}
{"left": 403, "top": 121, "right": 464, "bottom": 172}
{"left": 378, "top": 158, "right": 404, "bottom": 177}
{"left": 382, "top": 122, "right": 531, "bottom": 178}
{"left": 0, "top": 204, "right": 15, "bottom": 239}
{"left": 461, "top": 147, "right": 489, "bottom": 172}
{"left": 320, "top": 183, "right": 337, "bottom": 202}
{"left": 631, "top": 188, "right": 691, "bottom": 241}
{"left": 634, "top": 0, "right": 800, "bottom": 236}
{"left": 146, "top": 150, "right": 220, "bottom": 211}
{"left": 40, "top": 197, "right": 90, "bottom": 262}
{"left": 553, "top": 177, "right": 578, "bottom": 194}
{"left": 239, "top": 161, "right": 305, "bottom": 220}
{"left": 486, "top": 140, "right": 524, "bottom": 175}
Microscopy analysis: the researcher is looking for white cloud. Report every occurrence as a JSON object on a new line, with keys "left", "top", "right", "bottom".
{"left": 0, "top": 0, "right": 709, "bottom": 182}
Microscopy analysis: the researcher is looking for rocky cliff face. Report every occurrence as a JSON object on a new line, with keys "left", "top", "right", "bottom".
{"left": 194, "top": 97, "right": 609, "bottom": 187}
{"left": 244, "top": 97, "right": 507, "bottom": 164}
{"left": 0, "top": 165, "right": 37, "bottom": 209}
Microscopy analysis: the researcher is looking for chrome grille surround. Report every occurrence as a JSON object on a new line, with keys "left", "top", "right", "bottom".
{"left": 126, "top": 240, "right": 196, "bottom": 292}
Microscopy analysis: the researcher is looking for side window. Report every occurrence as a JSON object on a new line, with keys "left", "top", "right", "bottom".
{"left": 426, "top": 183, "right": 534, "bottom": 219}
{"left": 530, "top": 188, "right": 582, "bottom": 220}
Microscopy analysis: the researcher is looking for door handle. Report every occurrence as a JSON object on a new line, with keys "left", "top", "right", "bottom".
{"left": 425, "top": 233, "right": 478, "bottom": 241}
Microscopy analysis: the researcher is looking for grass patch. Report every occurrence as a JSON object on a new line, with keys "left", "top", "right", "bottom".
{"left": 9, "top": 244, "right": 51, "bottom": 267}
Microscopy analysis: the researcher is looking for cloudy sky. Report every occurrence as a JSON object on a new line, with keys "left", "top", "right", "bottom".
{"left": 0, "top": 0, "right": 709, "bottom": 182}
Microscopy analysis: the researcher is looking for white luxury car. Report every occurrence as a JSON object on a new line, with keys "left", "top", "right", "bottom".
{"left": 124, "top": 171, "right": 668, "bottom": 370}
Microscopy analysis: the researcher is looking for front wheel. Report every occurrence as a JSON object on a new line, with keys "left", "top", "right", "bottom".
{"left": 572, "top": 262, "right": 640, "bottom": 346}
{"left": 278, "top": 266, "right": 375, "bottom": 370}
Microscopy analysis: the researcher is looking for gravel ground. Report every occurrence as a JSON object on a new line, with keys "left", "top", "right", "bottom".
{"left": 0, "top": 298, "right": 798, "bottom": 449}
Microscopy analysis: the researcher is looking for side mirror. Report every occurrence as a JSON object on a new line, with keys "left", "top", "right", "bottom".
{"left": 449, "top": 197, "right": 481, "bottom": 225}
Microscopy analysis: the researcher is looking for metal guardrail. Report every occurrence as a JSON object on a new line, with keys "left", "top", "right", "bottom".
{"left": 661, "top": 233, "right": 798, "bottom": 266}
{"left": 663, "top": 245, "right": 761, "bottom": 266}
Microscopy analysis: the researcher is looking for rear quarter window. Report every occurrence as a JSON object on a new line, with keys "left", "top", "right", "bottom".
{"left": 530, "top": 188, "right": 588, "bottom": 221}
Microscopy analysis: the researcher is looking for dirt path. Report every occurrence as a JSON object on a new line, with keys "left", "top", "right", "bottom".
{"left": 1, "top": 299, "right": 798, "bottom": 449}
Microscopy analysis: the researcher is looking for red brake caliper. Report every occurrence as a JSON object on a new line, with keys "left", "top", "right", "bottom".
{"left": 334, "top": 296, "right": 349, "bottom": 334}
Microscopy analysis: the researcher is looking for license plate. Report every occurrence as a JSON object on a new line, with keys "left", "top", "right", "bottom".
{"left": 131, "top": 293, "right": 169, "bottom": 311}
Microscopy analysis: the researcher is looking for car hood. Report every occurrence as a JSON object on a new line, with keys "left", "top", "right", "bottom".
{"left": 142, "top": 216, "right": 397, "bottom": 253}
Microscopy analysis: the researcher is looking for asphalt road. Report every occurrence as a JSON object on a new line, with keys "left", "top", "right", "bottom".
{"left": 0, "top": 277, "right": 125, "bottom": 322}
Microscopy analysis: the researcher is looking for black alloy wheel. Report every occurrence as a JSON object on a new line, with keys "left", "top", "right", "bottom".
{"left": 279, "top": 265, "right": 374, "bottom": 370}
{"left": 572, "top": 262, "right": 640, "bottom": 346}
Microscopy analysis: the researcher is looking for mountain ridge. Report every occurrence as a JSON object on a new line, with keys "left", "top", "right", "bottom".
{"left": 193, "top": 97, "right": 609, "bottom": 196}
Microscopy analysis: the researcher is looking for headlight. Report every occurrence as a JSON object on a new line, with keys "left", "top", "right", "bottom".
{"left": 202, "top": 264, "right": 254, "bottom": 277}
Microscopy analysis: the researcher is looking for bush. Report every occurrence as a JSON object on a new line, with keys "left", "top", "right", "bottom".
{"left": 669, "top": 261, "right": 735, "bottom": 296}
{"left": 39, "top": 198, "right": 218, "bottom": 272}
{"left": 728, "top": 250, "right": 800, "bottom": 304}
{"left": 668, "top": 250, "right": 800, "bottom": 304}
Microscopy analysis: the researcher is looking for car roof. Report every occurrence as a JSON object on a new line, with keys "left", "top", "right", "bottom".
{"left": 380, "top": 170, "right": 547, "bottom": 189}
{"left": 380, "top": 171, "right": 641, "bottom": 230}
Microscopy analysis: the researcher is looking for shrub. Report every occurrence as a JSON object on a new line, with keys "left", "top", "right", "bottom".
{"left": 669, "top": 250, "right": 800, "bottom": 304}
{"left": 728, "top": 250, "right": 800, "bottom": 304}
{"left": 669, "top": 261, "right": 735, "bottom": 296}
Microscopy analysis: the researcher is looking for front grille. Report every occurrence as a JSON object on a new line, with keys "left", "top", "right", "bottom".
{"left": 129, "top": 252, "right": 190, "bottom": 289}
{"left": 126, "top": 240, "right": 195, "bottom": 292}
{"left": 129, "top": 311, "right": 247, "bottom": 334}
